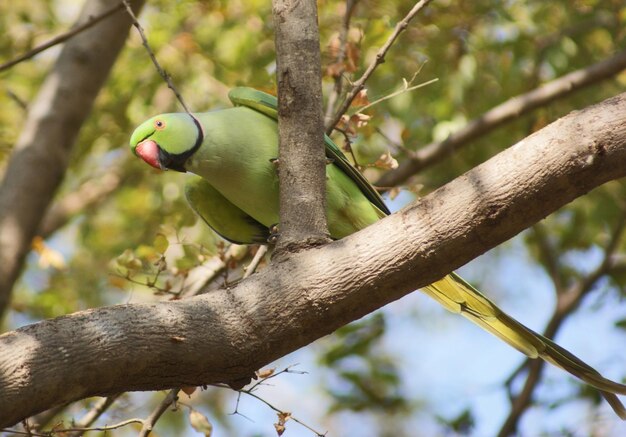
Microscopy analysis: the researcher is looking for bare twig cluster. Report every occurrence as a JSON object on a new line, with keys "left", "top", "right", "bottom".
{"left": 325, "top": 0, "right": 435, "bottom": 135}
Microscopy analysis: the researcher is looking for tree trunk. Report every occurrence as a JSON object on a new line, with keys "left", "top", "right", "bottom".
{"left": 0, "top": 0, "right": 145, "bottom": 318}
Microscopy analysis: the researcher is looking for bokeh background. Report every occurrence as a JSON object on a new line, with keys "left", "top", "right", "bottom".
{"left": 1, "top": 0, "right": 626, "bottom": 435}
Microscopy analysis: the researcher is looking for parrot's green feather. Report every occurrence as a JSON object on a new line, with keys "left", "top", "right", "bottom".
{"left": 229, "top": 87, "right": 390, "bottom": 216}
{"left": 129, "top": 87, "right": 626, "bottom": 419}
{"left": 185, "top": 175, "right": 269, "bottom": 244}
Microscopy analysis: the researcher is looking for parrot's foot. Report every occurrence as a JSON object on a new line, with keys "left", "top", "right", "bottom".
{"left": 267, "top": 223, "right": 280, "bottom": 244}
{"left": 326, "top": 157, "right": 335, "bottom": 165}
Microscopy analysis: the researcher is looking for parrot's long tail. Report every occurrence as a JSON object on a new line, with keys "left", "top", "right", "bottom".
{"left": 424, "top": 272, "right": 626, "bottom": 419}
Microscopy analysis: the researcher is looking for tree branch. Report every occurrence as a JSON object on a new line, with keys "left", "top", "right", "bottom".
{"left": 37, "top": 164, "right": 126, "bottom": 239}
{"left": 498, "top": 212, "right": 626, "bottom": 437}
{"left": 272, "top": 0, "right": 329, "bottom": 248}
{"left": 1, "top": 92, "right": 625, "bottom": 426}
{"left": 0, "top": 2, "right": 125, "bottom": 73}
{"left": 0, "top": 0, "right": 146, "bottom": 319}
{"left": 323, "top": 0, "right": 359, "bottom": 123}
{"left": 377, "top": 49, "right": 626, "bottom": 188}
{"left": 325, "top": 0, "right": 434, "bottom": 134}
{"left": 66, "top": 395, "right": 121, "bottom": 437}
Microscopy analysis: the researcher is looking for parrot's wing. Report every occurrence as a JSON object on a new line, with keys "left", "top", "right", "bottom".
{"left": 228, "top": 87, "right": 390, "bottom": 215}
{"left": 185, "top": 175, "right": 269, "bottom": 244}
{"left": 424, "top": 272, "right": 626, "bottom": 418}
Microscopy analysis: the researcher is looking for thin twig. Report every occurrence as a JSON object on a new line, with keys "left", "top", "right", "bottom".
{"left": 0, "top": 2, "right": 125, "bottom": 73}
{"left": 138, "top": 389, "right": 180, "bottom": 437}
{"left": 353, "top": 77, "right": 438, "bottom": 115}
{"left": 0, "top": 429, "right": 49, "bottom": 437}
{"left": 6, "top": 89, "right": 28, "bottom": 110}
{"left": 324, "top": 0, "right": 359, "bottom": 122}
{"left": 243, "top": 245, "right": 268, "bottom": 279}
{"left": 224, "top": 365, "right": 322, "bottom": 435}
{"left": 67, "top": 395, "right": 121, "bottom": 437}
{"left": 1, "top": 417, "right": 145, "bottom": 436}
{"left": 241, "top": 391, "right": 326, "bottom": 436}
{"left": 121, "top": 0, "right": 192, "bottom": 114}
{"left": 529, "top": 223, "right": 564, "bottom": 292}
{"left": 57, "top": 418, "right": 144, "bottom": 433}
{"left": 38, "top": 161, "right": 127, "bottom": 239}
{"left": 325, "top": 0, "right": 434, "bottom": 134}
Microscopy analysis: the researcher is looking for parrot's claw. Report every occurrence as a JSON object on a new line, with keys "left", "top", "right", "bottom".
{"left": 267, "top": 223, "right": 280, "bottom": 244}
{"left": 326, "top": 157, "right": 335, "bottom": 165}
{"left": 269, "top": 157, "right": 280, "bottom": 166}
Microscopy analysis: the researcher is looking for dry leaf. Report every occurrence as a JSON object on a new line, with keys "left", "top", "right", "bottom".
{"left": 274, "top": 411, "right": 291, "bottom": 436}
{"left": 351, "top": 89, "right": 369, "bottom": 107}
{"left": 374, "top": 151, "right": 399, "bottom": 170}
{"left": 274, "top": 423, "right": 285, "bottom": 436}
{"left": 256, "top": 368, "right": 276, "bottom": 379}
{"left": 325, "top": 62, "right": 344, "bottom": 78}
{"left": 32, "top": 236, "right": 66, "bottom": 270}
{"left": 189, "top": 409, "right": 213, "bottom": 436}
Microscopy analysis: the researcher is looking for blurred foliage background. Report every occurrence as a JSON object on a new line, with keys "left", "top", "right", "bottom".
{"left": 1, "top": 0, "right": 626, "bottom": 435}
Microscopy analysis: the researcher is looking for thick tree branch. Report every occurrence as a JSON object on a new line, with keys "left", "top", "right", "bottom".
{"left": 0, "top": 0, "right": 145, "bottom": 319}
{"left": 1, "top": 93, "right": 625, "bottom": 426}
{"left": 37, "top": 165, "right": 126, "bottom": 239}
{"left": 377, "top": 49, "right": 626, "bottom": 188}
{"left": 272, "top": 0, "right": 329, "bottom": 248}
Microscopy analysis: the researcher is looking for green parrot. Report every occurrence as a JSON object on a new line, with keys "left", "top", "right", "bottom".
{"left": 130, "top": 87, "right": 626, "bottom": 418}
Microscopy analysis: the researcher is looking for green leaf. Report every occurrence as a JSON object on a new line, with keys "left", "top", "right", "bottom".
{"left": 153, "top": 233, "right": 169, "bottom": 254}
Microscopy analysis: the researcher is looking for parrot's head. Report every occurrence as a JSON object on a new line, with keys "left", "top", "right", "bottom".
{"left": 129, "top": 113, "right": 203, "bottom": 172}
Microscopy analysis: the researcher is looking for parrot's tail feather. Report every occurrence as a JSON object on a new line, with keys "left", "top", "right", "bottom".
{"left": 423, "top": 272, "right": 626, "bottom": 418}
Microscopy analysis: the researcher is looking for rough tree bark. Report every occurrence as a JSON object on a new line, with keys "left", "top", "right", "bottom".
{"left": 0, "top": 0, "right": 145, "bottom": 319}
{"left": 272, "top": 0, "right": 329, "bottom": 249}
{"left": 1, "top": 92, "right": 625, "bottom": 426}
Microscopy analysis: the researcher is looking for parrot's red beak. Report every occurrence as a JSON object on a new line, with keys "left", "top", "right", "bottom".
{"left": 135, "top": 140, "right": 162, "bottom": 170}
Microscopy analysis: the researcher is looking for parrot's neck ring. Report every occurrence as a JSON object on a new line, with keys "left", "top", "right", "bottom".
{"left": 189, "top": 113, "right": 204, "bottom": 154}
{"left": 158, "top": 113, "right": 204, "bottom": 173}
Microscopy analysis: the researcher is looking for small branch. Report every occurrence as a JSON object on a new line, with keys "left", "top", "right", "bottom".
{"left": 2, "top": 418, "right": 144, "bottom": 436}
{"left": 324, "top": 0, "right": 359, "bottom": 122}
{"left": 325, "top": 0, "right": 434, "bottom": 134}
{"left": 38, "top": 165, "right": 125, "bottom": 239}
{"left": 498, "top": 211, "right": 626, "bottom": 437}
{"left": 377, "top": 49, "right": 626, "bottom": 188}
{"left": 56, "top": 418, "right": 144, "bottom": 434}
{"left": 233, "top": 366, "right": 323, "bottom": 436}
{"left": 529, "top": 223, "right": 564, "bottom": 292}
{"left": 5, "top": 89, "right": 28, "bottom": 111}
{"left": 121, "top": 0, "right": 192, "bottom": 114}
{"left": 353, "top": 77, "right": 438, "bottom": 115}
{"left": 0, "top": 2, "right": 125, "bottom": 74}
{"left": 241, "top": 390, "right": 326, "bottom": 436}
{"left": 139, "top": 389, "right": 180, "bottom": 437}
{"left": 66, "top": 395, "right": 121, "bottom": 437}
{"left": 243, "top": 245, "right": 268, "bottom": 279}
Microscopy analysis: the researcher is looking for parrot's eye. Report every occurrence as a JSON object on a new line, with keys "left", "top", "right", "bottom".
{"left": 154, "top": 119, "right": 166, "bottom": 130}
